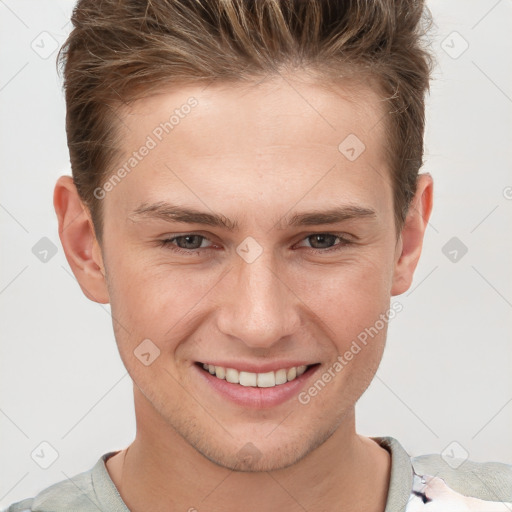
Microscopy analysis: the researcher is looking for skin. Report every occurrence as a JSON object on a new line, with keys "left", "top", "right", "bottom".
{"left": 54, "top": 73, "right": 433, "bottom": 512}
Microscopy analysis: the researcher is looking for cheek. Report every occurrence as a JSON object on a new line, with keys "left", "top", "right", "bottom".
{"left": 104, "top": 259, "right": 212, "bottom": 392}
{"left": 105, "top": 251, "right": 221, "bottom": 348}
{"left": 292, "top": 251, "right": 394, "bottom": 345}
{"left": 295, "top": 258, "right": 393, "bottom": 408}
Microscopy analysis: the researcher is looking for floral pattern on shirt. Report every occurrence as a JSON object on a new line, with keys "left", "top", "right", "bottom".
{"left": 405, "top": 472, "right": 512, "bottom": 511}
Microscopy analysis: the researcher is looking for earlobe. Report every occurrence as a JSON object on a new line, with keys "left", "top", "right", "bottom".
{"left": 391, "top": 173, "right": 434, "bottom": 296}
{"left": 53, "top": 175, "right": 110, "bottom": 304}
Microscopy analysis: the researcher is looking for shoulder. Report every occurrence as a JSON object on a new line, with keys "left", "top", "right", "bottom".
{"left": 2, "top": 498, "right": 34, "bottom": 512}
{"left": 411, "top": 452, "right": 512, "bottom": 501}
{"left": 408, "top": 452, "right": 512, "bottom": 510}
{"left": 2, "top": 457, "right": 104, "bottom": 512}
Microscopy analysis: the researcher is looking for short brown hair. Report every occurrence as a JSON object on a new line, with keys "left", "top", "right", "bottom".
{"left": 58, "top": 0, "right": 434, "bottom": 242}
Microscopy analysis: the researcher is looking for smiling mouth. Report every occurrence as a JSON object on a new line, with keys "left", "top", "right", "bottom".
{"left": 195, "top": 362, "right": 319, "bottom": 388}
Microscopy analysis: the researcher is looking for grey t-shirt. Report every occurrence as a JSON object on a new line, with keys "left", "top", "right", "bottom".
{"left": 4, "top": 436, "right": 512, "bottom": 511}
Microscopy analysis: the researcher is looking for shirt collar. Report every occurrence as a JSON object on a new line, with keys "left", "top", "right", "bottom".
{"left": 370, "top": 436, "right": 415, "bottom": 512}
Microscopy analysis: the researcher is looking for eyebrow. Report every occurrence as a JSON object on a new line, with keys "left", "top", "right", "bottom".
{"left": 128, "top": 201, "right": 377, "bottom": 231}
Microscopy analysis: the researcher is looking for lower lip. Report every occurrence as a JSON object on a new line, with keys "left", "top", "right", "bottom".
{"left": 194, "top": 363, "right": 320, "bottom": 409}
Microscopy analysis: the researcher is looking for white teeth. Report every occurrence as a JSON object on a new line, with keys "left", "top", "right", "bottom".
{"left": 225, "top": 368, "right": 239, "bottom": 384}
{"left": 239, "top": 371, "right": 257, "bottom": 387}
{"left": 202, "top": 363, "right": 312, "bottom": 387}
{"left": 275, "top": 369, "right": 287, "bottom": 385}
{"left": 257, "top": 371, "right": 275, "bottom": 387}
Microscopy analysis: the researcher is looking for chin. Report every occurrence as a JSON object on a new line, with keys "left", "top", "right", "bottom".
{"left": 194, "top": 425, "right": 334, "bottom": 473}
{"left": 202, "top": 446, "right": 304, "bottom": 473}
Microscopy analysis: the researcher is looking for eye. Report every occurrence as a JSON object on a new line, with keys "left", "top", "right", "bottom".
{"left": 296, "top": 233, "right": 353, "bottom": 253}
{"left": 159, "top": 234, "right": 214, "bottom": 255}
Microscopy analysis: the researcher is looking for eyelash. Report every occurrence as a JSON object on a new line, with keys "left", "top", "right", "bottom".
{"left": 158, "top": 233, "right": 353, "bottom": 256}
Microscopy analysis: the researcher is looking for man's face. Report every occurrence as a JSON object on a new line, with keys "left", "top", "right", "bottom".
{"left": 97, "top": 75, "right": 402, "bottom": 471}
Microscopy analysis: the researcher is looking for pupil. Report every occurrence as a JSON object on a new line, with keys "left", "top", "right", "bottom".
{"left": 180, "top": 235, "right": 200, "bottom": 249}
{"left": 311, "top": 234, "right": 334, "bottom": 248}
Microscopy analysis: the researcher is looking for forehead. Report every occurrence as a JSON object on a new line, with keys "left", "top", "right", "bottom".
{"left": 106, "top": 75, "right": 392, "bottom": 220}
{"left": 122, "top": 75, "right": 386, "bottom": 154}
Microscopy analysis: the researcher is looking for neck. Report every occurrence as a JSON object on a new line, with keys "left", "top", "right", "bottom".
{"left": 107, "top": 391, "right": 391, "bottom": 512}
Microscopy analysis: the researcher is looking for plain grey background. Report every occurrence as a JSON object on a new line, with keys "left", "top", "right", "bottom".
{"left": 1, "top": 0, "right": 511, "bottom": 507}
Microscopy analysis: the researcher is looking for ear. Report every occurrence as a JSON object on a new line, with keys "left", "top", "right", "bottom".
{"left": 391, "top": 173, "right": 434, "bottom": 296}
{"left": 54, "top": 175, "right": 109, "bottom": 304}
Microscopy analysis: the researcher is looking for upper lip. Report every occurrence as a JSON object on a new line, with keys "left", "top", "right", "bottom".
{"left": 197, "top": 360, "right": 317, "bottom": 373}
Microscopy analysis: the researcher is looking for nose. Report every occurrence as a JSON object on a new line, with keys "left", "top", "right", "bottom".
{"left": 215, "top": 251, "right": 301, "bottom": 350}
